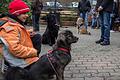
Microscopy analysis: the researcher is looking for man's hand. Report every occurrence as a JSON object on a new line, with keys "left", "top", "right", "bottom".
{"left": 27, "top": 29, "right": 36, "bottom": 37}
{"left": 30, "top": 31, "right": 36, "bottom": 37}
{"left": 27, "top": 29, "right": 40, "bottom": 37}
{"left": 97, "top": 6, "right": 103, "bottom": 12}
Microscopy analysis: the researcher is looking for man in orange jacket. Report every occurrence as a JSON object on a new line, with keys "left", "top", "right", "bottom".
{"left": 0, "top": 0, "right": 41, "bottom": 69}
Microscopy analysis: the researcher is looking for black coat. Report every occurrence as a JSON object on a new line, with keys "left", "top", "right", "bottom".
{"left": 78, "top": 0, "right": 91, "bottom": 12}
{"left": 95, "top": 0, "right": 113, "bottom": 13}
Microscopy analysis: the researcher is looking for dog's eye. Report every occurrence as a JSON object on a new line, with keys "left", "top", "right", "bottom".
{"left": 66, "top": 35, "right": 70, "bottom": 37}
{"left": 67, "top": 35, "right": 72, "bottom": 38}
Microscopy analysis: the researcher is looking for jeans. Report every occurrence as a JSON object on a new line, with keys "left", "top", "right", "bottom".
{"left": 80, "top": 12, "right": 88, "bottom": 29}
{"left": 99, "top": 11, "right": 111, "bottom": 42}
{"left": 32, "top": 13, "right": 40, "bottom": 31}
{"left": 91, "top": 17, "right": 97, "bottom": 28}
{"left": 110, "top": 13, "right": 115, "bottom": 30}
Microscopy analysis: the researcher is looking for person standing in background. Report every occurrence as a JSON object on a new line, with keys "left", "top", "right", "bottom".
{"left": 91, "top": 7, "right": 97, "bottom": 29}
{"left": 95, "top": 0, "right": 113, "bottom": 45}
{"left": 110, "top": 0, "right": 118, "bottom": 32}
{"left": 31, "top": 0, "right": 43, "bottom": 32}
{"left": 78, "top": 0, "right": 91, "bottom": 30}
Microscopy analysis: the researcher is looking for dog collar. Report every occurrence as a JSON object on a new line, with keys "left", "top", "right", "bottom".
{"left": 57, "top": 48, "right": 70, "bottom": 53}
{"left": 48, "top": 48, "right": 70, "bottom": 54}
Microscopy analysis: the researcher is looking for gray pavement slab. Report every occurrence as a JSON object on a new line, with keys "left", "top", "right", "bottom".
{"left": 0, "top": 26, "right": 120, "bottom": 80}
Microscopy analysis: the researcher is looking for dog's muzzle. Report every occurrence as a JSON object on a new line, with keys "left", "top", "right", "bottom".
{"left": 73, "top": 36, "right": 79, "bottom": 43}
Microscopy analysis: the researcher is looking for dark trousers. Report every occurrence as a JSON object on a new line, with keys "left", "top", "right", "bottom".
{"left": 31, "top": 33, "right": 41, "bottom": 56}
{"left": 99, "top": 11, "right": 111, "bottom": 42}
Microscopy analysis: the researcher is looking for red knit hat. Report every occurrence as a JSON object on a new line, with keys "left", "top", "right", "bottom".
{"left": 8, "top": 0, "right": 30, "bottom": 16}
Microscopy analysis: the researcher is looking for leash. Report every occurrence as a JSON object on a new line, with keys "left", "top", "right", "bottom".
{"left": 46, "top": 48, "right": 70, "bottom": 79}
{"left": 47, "top": 54, "right": 60, "bottom": 79}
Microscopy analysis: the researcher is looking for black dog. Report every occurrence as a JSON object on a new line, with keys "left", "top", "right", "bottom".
{"left": 4, "top": 30, "right": 78, "bottom": 80}
{"left": 4, "top": 67, "right": 32, "bottom": 80}
{"left": 42, "top": 12, "right": 59, "bottom": 46}
{"left": 29, "top": 30, "right": 78, "bottom": 80}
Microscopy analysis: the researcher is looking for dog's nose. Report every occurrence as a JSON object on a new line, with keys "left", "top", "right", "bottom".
{"left": 72, "top": 36, "right": 79, "bottom": 43}
{"left": 74, "top": 36, "right": 79, "bottom": 41}
{"left": 76, "top": 37, "right": 79, "bottom": 40}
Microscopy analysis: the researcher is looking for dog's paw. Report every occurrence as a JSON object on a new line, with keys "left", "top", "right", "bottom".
{"left": 88, "top": 32, "right": 91, "bottom": 35}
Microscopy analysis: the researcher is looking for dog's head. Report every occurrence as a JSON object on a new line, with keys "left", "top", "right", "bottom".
{"left": 47, "top": 13, "right": 56, "bottom": 24}
{"left": 76, "top": 17, "right": 84, "bottom": 25}
{"left": 53, "top": 30, "right": 78, "bottom": 49}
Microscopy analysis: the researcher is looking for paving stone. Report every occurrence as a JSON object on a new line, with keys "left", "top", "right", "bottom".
{"left": 65, "top": 78, "right": 84, "bottom": 80}
{"left": 106, "top": 76, "right": 120, "bottom": 80}
{"left": 85, "top": 77, "right": 104, "bottom": 80}
{"left": 91, "top": 72, "right": 110, "bottom": 77}
{"left": 72, "top": 73, "right": 91, "bottom": 78}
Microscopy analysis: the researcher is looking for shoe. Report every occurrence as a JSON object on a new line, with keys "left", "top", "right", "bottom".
{"left": 48, "top": 75, "right": 54, "bottom": 79}
{"left": 100, "top": 41, "right": 110, "bottom": 46}
{"left": 49, "top": 43, "right": 53, "bottom": 46}
{"left": 95, "top": 39, "right": 103, "bottom": 44}
{"left": 110, "top": 30, "right": 115, "bottom": 32}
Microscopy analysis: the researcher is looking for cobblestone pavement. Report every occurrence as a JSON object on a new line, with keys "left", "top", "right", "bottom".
{"left": 0, "top": 26, "right": 120, "bottom": 80}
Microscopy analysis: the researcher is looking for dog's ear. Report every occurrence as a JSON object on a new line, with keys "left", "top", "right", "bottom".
{"left": 57, "top": 33, "right": 65, "bottom": 42}
{"left": 53, "top": 32, "right": 66, "bottom": 49}
{"left": 56, "top": 33, "right": 67, "bottom": 46}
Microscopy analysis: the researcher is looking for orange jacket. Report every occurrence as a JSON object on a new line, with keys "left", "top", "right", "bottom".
{"left": 0, "top": 17, "right": 39, "bottom": 67}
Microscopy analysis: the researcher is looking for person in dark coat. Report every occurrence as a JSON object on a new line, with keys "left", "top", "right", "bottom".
{"left": 31, "top": 0, "right": 43, "bottom": 32}
{"left": 95, "top": 0, "right": 114, "bottom": 45}
{"left": 78, "top": 0, "right": 91, "bottom": 30}
{"left": 110, "top": 0, "right": 118, "bottom": 32}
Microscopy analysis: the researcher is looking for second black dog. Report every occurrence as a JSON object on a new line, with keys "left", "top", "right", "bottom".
{"left": 42, "top": 12, "right": 59, "bottom": 46}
